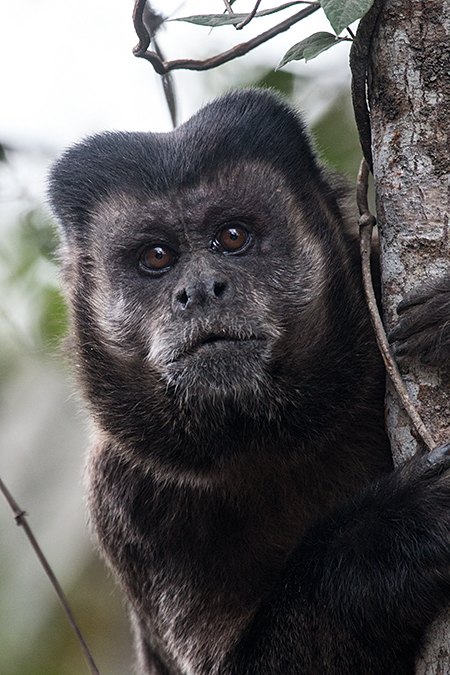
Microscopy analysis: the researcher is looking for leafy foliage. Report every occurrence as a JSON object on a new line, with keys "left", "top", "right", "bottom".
{"left": 171, "top": 2, "right": 305, "bottom": 27}
{"left": 38, "top": 285, "right": 68, "bottom": 348}
{"left": 172, "top": 0, "right": 375, "bottom": 66}
{"left": 322, "top": 0, "right": 375, "bottom": 35}
{"left": 259, "top": 71, "right": 297, "bottom": 98}
{"left": 0, "top": 207, "right": 67, "bottom": 359}
{"left": 311, "top": 91, "right": 362, "bottom": 178}
{"left": 277, "top": 32, "right": 341, "bottom": 67}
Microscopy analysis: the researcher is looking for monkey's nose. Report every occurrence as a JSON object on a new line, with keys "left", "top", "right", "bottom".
{"left": 173, "top": 276, "right": 229, "bottom": 314}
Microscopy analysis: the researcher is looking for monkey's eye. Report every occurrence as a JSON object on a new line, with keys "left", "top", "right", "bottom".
{"left": 214, "top": 225, "right": 251, "bottom": 254}
{"left": 139, "top": 245, "right": 174, "bottom": 273}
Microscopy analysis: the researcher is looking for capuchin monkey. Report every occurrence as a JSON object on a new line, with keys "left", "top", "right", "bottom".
{"left": 49, "top": 89, "right": 450, "bottom": 675}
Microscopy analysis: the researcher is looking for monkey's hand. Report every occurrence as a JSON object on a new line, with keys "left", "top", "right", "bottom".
{"left": 225, "top": 445, "right": 450, "bottom": 675}
{"left": 388, "top": 274, "right": 450, "bottom": 366}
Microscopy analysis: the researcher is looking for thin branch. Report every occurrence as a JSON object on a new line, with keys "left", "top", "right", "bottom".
{"left": 133, "top": 1, "right": 178, "bottom": 127}
{"left": 133, "top": 2, "right": 320, "bottom": 74}
{"left": 223, "top": 0, "right": 234, "bottom": 13}
{"left": 152, "top": 39, "right": 178, "bottom": 128}
{"left": 133, "top": 0, "right": 151, "bottom": 53}
{"left": 236, "top": 0, "right": 263, "bottom": 29}
{"left": 349, "top": 0, "right": 385, "bottom": 172}
{"left": 357, "top": 160, "right": 435, "bottom": 453}
{"left": 0, "top": 476, "right": 100, "bottom": 675}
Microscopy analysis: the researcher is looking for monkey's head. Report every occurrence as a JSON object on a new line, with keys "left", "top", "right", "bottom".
{"left": 49, "top": 90, "right": 364, "bottom": 470}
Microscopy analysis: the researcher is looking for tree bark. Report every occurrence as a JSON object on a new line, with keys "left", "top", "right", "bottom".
{"left": 369, "top": 0, "right": 450, "bottom": 672}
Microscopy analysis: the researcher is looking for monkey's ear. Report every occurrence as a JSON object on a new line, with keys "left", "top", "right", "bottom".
{"left": 48, "top": 131, "right": 155, "bottom": 238}
{"left": 48, "top": 134, "right": 110, "bottom": 237}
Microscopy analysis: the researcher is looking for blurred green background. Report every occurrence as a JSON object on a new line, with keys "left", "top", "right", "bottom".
{"left": 0, "top": 5, "right": 362, "bottom": 674}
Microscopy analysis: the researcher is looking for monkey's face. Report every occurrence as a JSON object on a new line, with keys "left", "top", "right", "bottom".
{"left": 50, "top": 90, "right": 370, "bottom": 464}
{"left": 75, "top": 162, "right": 325, "bottom": 422}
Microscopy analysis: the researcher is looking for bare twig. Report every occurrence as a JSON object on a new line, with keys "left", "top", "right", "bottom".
{"left": 349, "top": 0, "right": 385, "bottom": 172}
{"left": 151, "top": 40, "right": 178, "bottom": 128}
{"left": 357, "top": 160, "right": 435, "bottom": 453}
{"left": 133, "top": 0, "right": 152, "bottom": 53}
{"left": 133, "top": 1, "right": 178, "bottom": 127}
{"left": 132, "top": 2, "right": 320, "bottom": 74}
{"left": 0, "top": 476, "right": 100, "bottom": 675}
{"left": 223, "top": 0, "right": 235, "bottom": 13}
{"left": 236, "top": 0, "right": 263, "bottom": 29}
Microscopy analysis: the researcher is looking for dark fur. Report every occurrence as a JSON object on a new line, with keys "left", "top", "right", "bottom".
{"left": 49, "top": 89, "right": 450, "bottom": 675}
{"left": 389, "top": 276, "right": 450, "bottom": 365}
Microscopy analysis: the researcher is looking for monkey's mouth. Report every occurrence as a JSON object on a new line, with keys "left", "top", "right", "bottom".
{"left": 175, "top": 331, "right": 266, "bottom": 361}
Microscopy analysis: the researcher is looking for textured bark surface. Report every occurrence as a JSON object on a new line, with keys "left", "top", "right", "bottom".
{"left": 369, "top": 1, "right": 450, "bottom": 672}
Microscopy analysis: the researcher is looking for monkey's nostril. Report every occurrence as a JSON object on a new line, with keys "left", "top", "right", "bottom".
{"left": 175, "top": 280, "right": 226, "bottom": 311}
{"left": 214, "top": 282, "right": 226, "bottom": 298}
{"left": 177, "top": 289, "right": 189, "bottom": 308}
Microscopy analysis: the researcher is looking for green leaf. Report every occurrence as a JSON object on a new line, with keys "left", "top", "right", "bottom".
{"left": 171, "top": 3, "right": 308, "bottom": 27}
{"left": 38, "top": 285, "right": 68, "bottom": 347}
{"left": 254, "top": 69, "right": 297, "bottom": 97}
{"left": 170, "top": 14, "right": 237, "bottom": 27}
{"left": 321, "top": 0, "right": 374, "bottom": 35}
{"left": 311, "top": 92, "right": 362, "bottom": 178}
{"left": 277, "top": 32, "right": 338, "bottom": 67}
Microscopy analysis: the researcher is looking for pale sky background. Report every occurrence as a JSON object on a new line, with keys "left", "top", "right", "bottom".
{"left": 0, "top": 1, "right": 353, "bottom": 151}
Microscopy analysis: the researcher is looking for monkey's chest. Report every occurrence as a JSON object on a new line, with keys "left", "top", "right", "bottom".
{"left": 96, "top": 481, "right": 307, "bottom": 673}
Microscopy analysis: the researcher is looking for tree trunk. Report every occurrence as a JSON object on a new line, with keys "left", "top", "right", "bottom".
{"left": 368, "top": 0, "right": 450, "bottom": 671}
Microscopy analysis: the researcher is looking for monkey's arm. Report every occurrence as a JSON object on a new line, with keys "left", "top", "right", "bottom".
{"left": 388, "top": 274, "right": 450, "bottom": 365}
{"left": 223, "top": 446, "right": 450, "bottom": 675}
